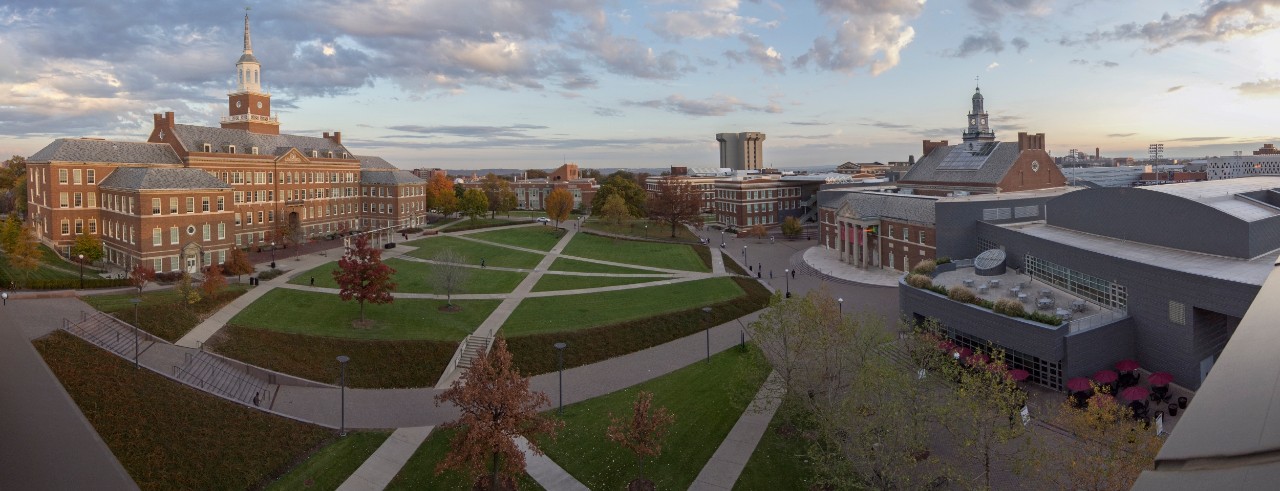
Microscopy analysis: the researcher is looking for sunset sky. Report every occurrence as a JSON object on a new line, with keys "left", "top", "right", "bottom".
{"left": 2, "top": 0, "right": 1279, "bottom": 169}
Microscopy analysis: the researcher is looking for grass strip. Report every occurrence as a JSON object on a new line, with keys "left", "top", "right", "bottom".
{"left": 385, "top": 427, "right": 543, "bottom": 490}
{"left": 34, "top": 331, "right": 331, "bottom": 490}
{"left": 267, "top": 431, "right": 392, "bottom": 490}
{"left": 561, "top": 233, "right": 708, "bottom": 272}
{"left": 503, "top": 278, "right": 743, "bottom": 336}
{"left": 229, "top": 289, "right": 497, "bottom": 341}
{"left": 405, "top": 236, "right": 543, "bottom": 269}
{"left": 530, "top": 274, "right": 663, "bottom": 292}
{"left": 469, "top": 226, "right": 567, "bottom": 252}
{"left": 210, "top": 325, "right": 458, "bottom": 388}
{"left": 733, "top": 400, "right": 816, "bottom": 491}
{"left": 441, "top": 218, "right": 521, "bottom": 232}
{"left": 582, "top": 219, "right": 701, "bottom": 243}
{"left": 82, "top": 285, "right": 249, "bottom": 342}
{"left": 507, "top": 277, "right": 771, "bottom": 375}
{"left": 548, "top": 257, "right": 655, "bottom": 274}
{"left": 289, "top": 258, "right": 526, "bottom": 294}
{"left": 542, "top": 347, "right": 770, "bottom": 489}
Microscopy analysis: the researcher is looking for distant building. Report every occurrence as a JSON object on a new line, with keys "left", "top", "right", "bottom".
{"left": 899, "top": 131, "right": 1067, "bottom": 196}
{"left": 716, "top": 132, "right": 766, "bottom": 170}
{"left": 411, "top": 168, "right": 447, "bottom": 181}
{"left": 1204, "top": 154, "right": 1280, "bottom": 180}
{"left": 1254, "top": 143, "right": 1279, "bottom": 155}
{"left": 464, "top": 163, "right": 598, "bottom": 211}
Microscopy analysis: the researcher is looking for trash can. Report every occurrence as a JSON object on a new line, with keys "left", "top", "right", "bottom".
{"left": 1168, "top": 405, "right": 1178, "bottom": 417}
{"left": 1178, "top": 396, "right": 1188, "bottom": 409}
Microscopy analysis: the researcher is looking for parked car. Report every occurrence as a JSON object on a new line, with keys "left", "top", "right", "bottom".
{"left": 536, "top": 217, "right": 551, "bottom": 223}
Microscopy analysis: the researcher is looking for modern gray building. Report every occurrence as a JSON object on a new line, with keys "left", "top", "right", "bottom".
{"left": 716, "top": 132, "right": 765, "bottom": 170}
{"left": 900, "top": 177, "right": 1280, "bottom": 391}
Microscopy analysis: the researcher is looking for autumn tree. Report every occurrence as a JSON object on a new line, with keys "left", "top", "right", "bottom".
{"left": 746, "top": 224, "right": 768, "bottom": 238}
{"left": 460, "top": 188, "right": 489, "bottom": 225}
{"left": 332, "top": 234, "right": 397, "bottom": 322}
{"left": 129, "top": 263, "right": 156, "bottom": 296}
{"left": 7, "top": 224, "right": 42, "bottom": 288}
{"left": 1020, "top": 394, "right": 1163, "bottom": 490}
{"left": 544, "top": 188, "right": 574, "bottom": 227}
{"left": 524, "top": 168, "right": 549, "bottom": 179}
{"left": 480, "top": 173, "right": 516, "bottom": 219}
{"left": 70, "top": 233, "right": 104, "bottom": 265}
{"left": 600, "top": 193, "right": 632, "bottom": 226}
{"left": 223, "top": 247, "right": 255, "bottom": 282}
{"left": 647, "top": 177, "right": 703, "bottom": 237}
{"left": 201, "top": 264, "right": 227, "bottom": 299}
{"left": 0, "top": 214, "right": 21, "bottom": 253}
{"left": 591, "top": 173, "right": 646, "bottom": 217}
{"left": 936, "top": 345, "right": 1029, "bottom": 491}
{"left": 427, "top": 173, "right": 459, "bottom": 217}
{"left": 607, "top": 391, "right": 675, "bottom": 488}
{"left": 175, "top": 272, "right": 202, "bottom": 306}
{"left": 781, "top": 216, "right": 803, "bottom": 238}
{"left": 435, "top": 337, "right": 561, "bottom": 490}
{"left": 430, "top": 249, "right": 471, "bottom": 309}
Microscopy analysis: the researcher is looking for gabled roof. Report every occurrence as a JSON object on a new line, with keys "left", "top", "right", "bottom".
{"left": 29, "top": 139, "right": 182, "bottom": 165}
{"left": 98, "top": 167, "right": 231, "bottom": 191}
{"left": 170, "top": 124, "right": 351, "bottom": 157}
{"left": 360, "top": 170, "right": 424, "bottom": 185}
{"left": 826, "top": 190, "right": 938, "bottom": 224}
{"left": 357, "top": 155, "right": 398, "bottom": 170}
{"left": 899, "top": 141, "right": 1023, "bottom": 185}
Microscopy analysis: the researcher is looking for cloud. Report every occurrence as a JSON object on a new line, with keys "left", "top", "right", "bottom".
{"left": 1108, "top": 133, "right": 1137, "bottom": 137}
{"left": 1234, "top": 78, "right": 1280, "bottom": 96}
{"left": 724, "top": 33, "right": 785, "bottom": 74}
{"left": 593, "top": 107, "right": 623, "bottom": 117}
{"left": 859, "top": 119, "right": 913, "bottom": 130}
{"left": 792, "top": 0, "right": 924, "bottom": 75}
{"left": 1060, "top": 0, "right": 1280, "bottom": 51}
{"left": 350, "top": 134, "right": 700, "bottom": 151}
{"left": 623, "top": 94, "right": 781, "bottom": 116}
{"left": 949, "top": 31, "right": 1005, "bottom": 57}
{"left": 787, "top": 121, "right": 830, "bottom": 126}
{"left": 569, "top": 12, "right": 695, "bottom": 80}
{"left": 1069, "top": 59, "right": 1088, "bottom": 65}
{"left": 649, "top": 0, "right": 762, "bottom": 41}
{"left": 386, "top": 124, "right": 549, "bottom": 138}
{"left": 1167, "top": 136, "right": 1230, "bottom": 142}
{"left": 966, "top": 0, "right": 1054, "bottom": 19}
{"left": 1167, "top": 85, "right": 1185, "bottom": 92}
{"left": 1011, "top": 36, "right": 1030, "bottom": 53}
{"left": 986, "top": 61, "right": 1000, "bottom": 70}
{"left": 1068, "top": 58, "right": 1119, "bottom": 68}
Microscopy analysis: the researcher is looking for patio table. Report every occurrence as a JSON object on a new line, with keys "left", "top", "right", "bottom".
{"left": 989, "top": 279, "right": 1001, "bottom": 288}
{"left": 1017, "top": 293, "right": 1028, "bottom": 303}
{"left": 963, "top": 279, "right": 975, "bottom": 287}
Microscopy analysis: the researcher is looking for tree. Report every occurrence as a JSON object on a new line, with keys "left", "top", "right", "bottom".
{"left": 544, "top": 188, "right": 574, "bottom": 227}
{"left": 935, "top": 345, "right": 1029, "bottom": 491}
{"left": 607, "top": 391, "right": 675, "bottom": 488}
{"left": 175, "top": 272, "right": 202, "bottom": 306}
{"left": 647, "top": 177, "right": 703, "bottom": 237}
{"left": 746, "top": 224, "right": 768, "bottom": 238}
{"left": 201, "top": 264, "right": 227, "bottom": 299}
{"left": 524, "top": 169, "right": 549, "bottom": 179}
{"left": 70, "top": 233, "right": 104, "bottom": 265}
{"left": 460, "top": 188, "right": 489, "bottom": 225}
{"left": 223, "top": 247, "right": 255, "bottom": 282}
{"left": 129, "top": 263, "right": 156, "bottom": 296}
{"left": 600, "top": 193, "right": 632, "bottom": 226}
{"left": 426, "top": 173, "right": 458, "bottom": 217}
{"left": 781, "top": 216, "right": 803, "bottom": 238}
{"left": 454, "top": 182, "right": 466, "bottom": 200}
{"left": 7, "top": 224, "right": 42, "bottom": 288}
{"left": 1020, "top": 393, "right": 1162, "bottom": 490}
{"left": 591, "top": 174, "right": 647, "bottom": 217}
{"left": 0, "top": 214, "right": 21, "bottom": 253}
{"left": 430, "top": 249, "right": 471, "bottom": 308}
{"left": 579, "top": 168, "right": 602, "bottom": 179}
{"left": 481, "top": 174, "right": 515, "bottom": 219}
{"left": 333, "top": 234, "right": 397, "bottom": 322}
{"left": 435, "top": 338, "right": 561, "bottom": 490}
{"left": 501, "top": 191, "right": 518, "bottom": 217}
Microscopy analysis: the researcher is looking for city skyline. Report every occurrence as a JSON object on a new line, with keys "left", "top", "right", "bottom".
{"left": 1, "top": 0, "right": 1279, "bottom": 169}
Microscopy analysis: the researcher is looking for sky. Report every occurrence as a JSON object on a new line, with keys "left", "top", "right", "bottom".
{"left": 2, "top": 0, "right": 1279, "bottom": 170}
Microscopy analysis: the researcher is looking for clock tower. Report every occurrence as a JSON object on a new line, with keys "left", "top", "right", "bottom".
{"left": 962, "top": 84, "right": 995, "bottom": 143}
{"left": 221, "top": 9, "right": 281, "bottom": 135}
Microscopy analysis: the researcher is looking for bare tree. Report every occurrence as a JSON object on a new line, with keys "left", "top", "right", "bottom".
{"left": 647, "top": 177, "right": 703, "bottom": 237}
{"left": 430, "top": 249, "right": 472, "bottom": 309}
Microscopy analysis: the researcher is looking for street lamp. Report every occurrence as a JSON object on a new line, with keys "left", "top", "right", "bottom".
{"left": 336, "top": 355, "right": 350, "bottom": 436}
{"left": 269, "top": 241, "right": 276, "bottom": 269}
{"left": 702, "top": 307, "right": 713, "bottom": 363}
{"left": 554, "top": 342, "right": 567, "bottom": 416}
{"left": 784, "top": 269, "right": 791, "bottom": 298}
{"left": 77, "top": 254, "right": 85, "bottom": 289}
{"left": 838, "top": 297, "right": 844, "bottom": 320}
{"left": 130, "top": 297, "right": 141, "bottom": 369}
{"left": 2, "top": 291, "right": 8, "bottom": 306}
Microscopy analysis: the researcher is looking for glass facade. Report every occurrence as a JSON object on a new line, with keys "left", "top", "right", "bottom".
{"left": 1025, "top": 254, "right": 1127, "bottom": 310}
{"left": 949, "top": 329, "right": 1063, "bottom": 391}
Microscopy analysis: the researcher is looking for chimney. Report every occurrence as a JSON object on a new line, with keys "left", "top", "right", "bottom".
{"left": 323, "top": 131, "right": 342, "bottom": 145}
{"left": 1018, "top": 132, "right": 1046, "bottom": 152}
{"left": 1096, "top": 147, "right": 1100, "bottom": 159}
{"left": 922, "top": 140, "right": 949, "bottom": 157}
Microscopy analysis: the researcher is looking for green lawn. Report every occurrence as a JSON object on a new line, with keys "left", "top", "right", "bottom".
{"left": 289, "top": 258, "right": 526, "bottom": 294}
{"left": 441, "top": 217, "right": 521, "bottom": 232}
{"left": 35, "top": 331, "right": 331, "bottom": 490}
{"left": 405, "top": 236, "right": 543, "bottom": 269}
{"left": 82, "top": 285, "right": 250, "bottom": 342}
{"left": 562, "top": 233, "right": 709, "bottom": 272}
{"left": 229, "top": 289, "right": 497, "bottom": 341}
{"left": 503, "top": 278, "right": 744, "bottom": 336}
{"left": 386, "top": 427, "right": 543, "bottom": 490}
{"left": 548, "top": 257, "right": 656, "bottom": 274}
{"left": 268, "top": 431, "right": 391, "bottom": 490}
{"left": 531, "top": 274, "right": 665, "bottom": 292}
{"left": 542, "top": 347, "right": 770, "bottom": 490}
{"left": 733, "top": 401, "right": 814, "bottom": 490}
{"left": 468, "top": 226, "right": 566, "bottom": 251}
{"left": 583, "top": 218, "right": 701, "bottom": 242}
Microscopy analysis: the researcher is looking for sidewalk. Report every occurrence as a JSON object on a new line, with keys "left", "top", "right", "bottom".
{"left": 799, "top": 246, "right": 902, "bottom": 287}
{"left": 691, "top": 371, "right": 783, "bottom": 490}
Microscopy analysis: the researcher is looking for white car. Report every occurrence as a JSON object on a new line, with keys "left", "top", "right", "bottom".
{"left": 536, "top": 217, "right": 551, "bottom": 223}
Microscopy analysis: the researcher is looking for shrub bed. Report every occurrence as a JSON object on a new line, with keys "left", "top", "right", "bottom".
{"left": 947, "top": 286, "right": 976, "bottom": 303}
{"left": 907, "top": 281, "right": 1062, "bottom": 327}
{"left": 911, "top": 259, "right": 937, "bottom": 275}
{"left": 256, "top": 269, "right": 285, "bottom": 281}
{"left": 507, "top": 276, "right": 771, "bottom": 375}
{"left": 905, "top": 273, "right": 932, "bottom": 289}
{"left": 993, "top": 298, "right": 1025, "bottom": 317}
{"left": 0, "top": 270, "right": 133, "bottom": 290}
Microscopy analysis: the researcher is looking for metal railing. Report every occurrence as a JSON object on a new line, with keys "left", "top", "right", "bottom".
{"left": 1066, "top": 308, "right": 1130, "bottom": 334}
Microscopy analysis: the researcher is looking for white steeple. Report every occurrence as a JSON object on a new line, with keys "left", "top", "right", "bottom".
{"left": 235, "top": 8, "right": 262, "bottom": 94}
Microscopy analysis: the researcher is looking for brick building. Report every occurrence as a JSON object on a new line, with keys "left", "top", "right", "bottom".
{"left": 468, "top": 163, "right": 598, "bottom": 211}
{"left": 358, "top": 156, "right": 426, "bottom": 230}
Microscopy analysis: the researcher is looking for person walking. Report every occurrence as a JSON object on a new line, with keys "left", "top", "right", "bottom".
{"left": 310, "top": 277, "right": 315, "bottom": 286}
{"left": 252, "top": 392, "right": 261, "bottom": 406}
{"left": 791, "top": 269, "right": 796, "bottom": 279}
{"left": 481, "top": 258, "right": 486, "bottom": 268}
{"left": 770, "top": 270, "right": 774, "bottom": 279}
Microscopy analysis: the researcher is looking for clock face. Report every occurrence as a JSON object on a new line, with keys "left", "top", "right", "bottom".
{"left": 1031, "top": 161, "right": 1041, "bottom": 172}
{"left": 970, "top": 118, "right": 975, "bottom": 125}
{"left": 235, "top": 101, "right": 242, "bottom": 108}
{"left": 257, "top": 101, "right": 263, "bottom": 109}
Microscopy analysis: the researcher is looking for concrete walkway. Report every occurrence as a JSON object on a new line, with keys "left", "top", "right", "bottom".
{"left": 800, "top": 246, "right": 903, "bottom": 287}
{"left": 516, "top": 435, "right": 589, "bottom": 491}
{"left": 690, "top": 371, "right": 783, "bottom": 490}
{"left": 336, "top": 426, "right": 435, "bottom": 491}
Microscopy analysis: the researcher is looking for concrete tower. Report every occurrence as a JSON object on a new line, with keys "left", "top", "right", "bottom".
{"left": 716, "top": 132, "right": 766, "bottom": 170}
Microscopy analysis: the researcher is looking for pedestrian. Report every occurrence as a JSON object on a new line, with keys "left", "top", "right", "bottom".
{"left": 252, "top": 392, "right": 260, "bottom": 406}
{"left": 310, "top": 277, "right": 314, "bottom": 286}
{"left": 770, "top": 270, "right": 774, "bottom": 279}
{"left": 481, "top": 258, "right": 486, "bottom": 268}
{"left": 791, "top": 269, "right": 796, "bottom": 279}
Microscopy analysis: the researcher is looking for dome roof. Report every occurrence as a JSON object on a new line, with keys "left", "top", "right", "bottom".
{"left": 238, "top": 53, "right": 259, "bottom": 64}
{"left": 972, "top": 87, "right": 984, "bottom": 100}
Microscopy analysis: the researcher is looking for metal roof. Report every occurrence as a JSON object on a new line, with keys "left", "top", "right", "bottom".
{"left": 98, "top": 167, "right": 232, "bottom": 191}
{"left": 359, "top": 170, "right": 424, "bottom": 185}
{"left": 830, "top": 191, "right": 938, "bottom": 224}
{"left": 900, "top": 141, "right": 1023, "bottom": 185}
{"left": 28, "top": 138, "right": 182, "bottom": 165}
{"left": 1140, "top": 176, "right": 1280, "bottom": 222}
{"left": 356, "top": 155, "right": 398, "bottom": 170}
{"left": 170, "top": 124, "right": 351, "bottom": 157}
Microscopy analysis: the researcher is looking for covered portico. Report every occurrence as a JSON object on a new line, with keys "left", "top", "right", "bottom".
{"left": 835, "top": 202, "right": 882, "bottom": 269}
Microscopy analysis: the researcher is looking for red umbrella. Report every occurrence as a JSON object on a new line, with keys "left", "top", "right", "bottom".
{"left": 955, "top": 347, "right": 973, "bottom": 359}
{"left": 1120, "top": 386, "right": 1149, "bottom": 401}
{"left": 1149, "top": 372, "right": 1174, "bottom": 386}
{"left": 1092, "top": 369, "right": 1118, "bottom": 384}
{"left": 1115, "top": 359, "right": 1140, "bottom": 372}
{"left": 1066, "top": 377, "right": 1092, "bottom": 392}
{"left": 1007, "top": 369, "right": 1030, "bottom": 381}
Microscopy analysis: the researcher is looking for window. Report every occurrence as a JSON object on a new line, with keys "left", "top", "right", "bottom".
{"left": 74, "top": 219, "right": 83, "bottom": 234}
{"left": 87, "top": 192, "right": 96, "bottom": 208}
{"left": 268, "top": 211, "right": 274, "bottom": 222}
{"left": 217, "top": 222, "right": 225, "bottom": 240}
{"left": 919, "top": 231, "right": 926, "bottom": 244}
{"left": 234, "top": 191, "right": 243, "bottom": 203}
{"left": 170, "top": 198, "right": 178, "bottom": 214}
{"left": 235, "top": 213, "right": 241, "bottom": 226}
{"left": 86, "top": 169, "right": 96, "bottom": 184}
{"left": 187, "top": 225, "right": 196, "bottom": 236}
{"left": 246, "top": 212, "right": 253, "bottom": 225}
{"left": 257, "top": 211, "right": 264, "bottom": 223}
{"left": 251, "top": 146, "right": 259, "bottom": 155}
{"left": 170, "top": 226, "right": 179, "bottom": 244}
{"left": 73, "top": 192, "right": 82, "bottom": 207}
{"left": 902, "top": 227, "right": 909, "bottom": 240}
{"left": 1169, "top": 301, "right": 1187, "bottom": 326}
{"left": 202, "top": 143, "right": 212, "bottom": 152}
{"left": 88, "top": 220, "right": 97, "bottom": 234}
{"left": 202, "top": 197, "right": 210, "bottom": 212}
{"left": 153, "top": 258, "right": 162, "bottom": 271}
{"left": 152, "top": 198, "right": 161, "bottom": 214}
{"left": 202, "top": 224, "right": 211, "bottom": 242}
{"left": 216, "top": 196, "right": 225, "bottom": 211}
{"left": 60, "top": 219, "right": 69, "bottom": 235}
{"left": 228, "top": 145, "right": 236, "bottom": 154}
{"left": 186, "top": 197, "right": 195, "bottom": 213}
{"left": 152, "top": 228, "right": 162, "bottom": 246}
{"left": 218, "top": 250, "right": 226, "bottom": 264}
{"left": 58, "top": 169, "right": 68, "bottom": 184}
{"left": 59, "top": 192, "right": 68, "bottom": 208}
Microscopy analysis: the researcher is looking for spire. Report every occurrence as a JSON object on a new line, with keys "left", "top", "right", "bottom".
{"left": 243, "top": 7, "right": 252, "bottom": 54}
{"left": 963, "top": 81, "right": 994, "bottom": 143}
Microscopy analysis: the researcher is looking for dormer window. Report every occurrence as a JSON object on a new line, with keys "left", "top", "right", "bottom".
{"left": 342, "top": 152, "right": 350, "bottom": 159}
{"left": 251, "top": 146, "right": 259, "bottom": 155}
{"left": 326, "top": 151, "right": 334, "bottom": 158}
{"left": 228, "top": 145, "right": 236, "bottom": 154}
{"left": 311, "top": 150, "right": 319, "bottom": 158}
{"left": 202, "top": 143, "right": 212, "bottom": 152}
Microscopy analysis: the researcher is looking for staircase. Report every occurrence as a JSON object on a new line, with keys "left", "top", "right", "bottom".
{"left": 63, "top": 311, "right": 156, "bottom": 361}
{"left": 173, "top": 350, "right": 273, "bottom": 407}
{"left": 797, "top": 195, "right": 819, "bottom": 223}
{"left": 457, "top": 335, "right": 493, "bottom": 369}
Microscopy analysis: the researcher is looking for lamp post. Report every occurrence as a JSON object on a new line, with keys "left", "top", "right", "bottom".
{"left": 554, "top": 342, "right": 567, "bottom": 416}
{"left": 130, "top": 297, "right": 141, "bottom": 369}
{"left": 1, "top": 291, "right": 7, "bottom": 306}
{"left": 720, "top": 230, "right": 724, "bottom": 247}
{"left": 742, "top": 245, "right": 747, "bottom": 265}
{"left": 702, "top": 307, "right": 713, "bottom": 363}
{"left": 269, "top": 241, "right": 276, "bottom": 269}
{"left": 784, "top": 269, "right": 791, "bottom": 298}
{"left": 336, "top": 355, "right": 350, "bottom": 436}
{"left": 838, "top": 297, "right": 844, "bottom": 320}
{"left": 77, "top": 254, "right": 85, "bottom": 289}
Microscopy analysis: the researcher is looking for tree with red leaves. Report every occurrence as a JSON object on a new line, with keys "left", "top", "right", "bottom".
{"left": 201, "top": 264, "right": 227, "bottom": 299}
{"left": 607, "top": 391, "right": 675, "bottom": 489}
{"left": 435, "top": 337, "right": 561, "bottom": 490}
{"left": 129, "top": 263, "right": 156, "bottom": 296}
{"left": 332, "top": 234, "right": 397, "bottom": 322}
{"left": 647, "top": 177, "right": 703, "bottom": 238}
